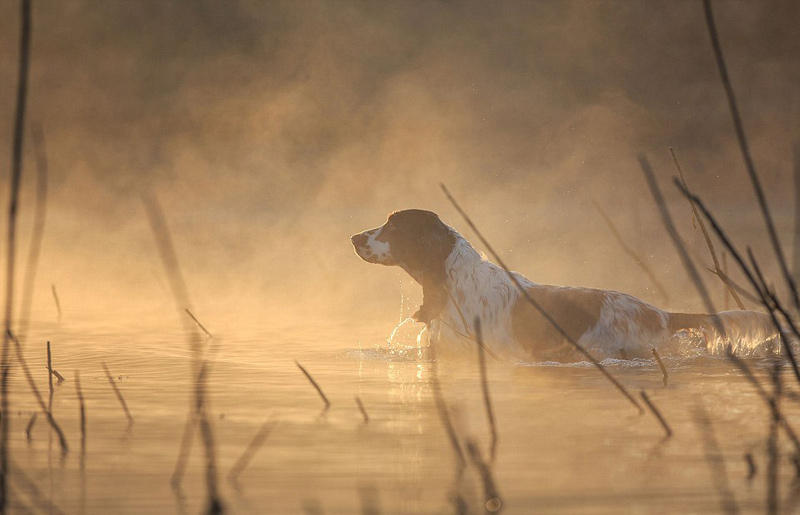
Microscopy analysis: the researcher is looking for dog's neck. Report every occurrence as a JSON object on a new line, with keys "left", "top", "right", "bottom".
{"left": 437, "top": 231, "right": 523, "bottom": 340}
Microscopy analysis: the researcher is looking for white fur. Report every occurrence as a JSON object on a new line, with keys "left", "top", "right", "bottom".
{"left": 354, "top": 227, "right": 392, "bottom": 264}
{"left": 428, "top": 225, "right": 777, "bottom": 358}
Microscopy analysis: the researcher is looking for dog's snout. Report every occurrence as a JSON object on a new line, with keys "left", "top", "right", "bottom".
{"left": 351, "top": 233, "right": 368, "bottom": 247}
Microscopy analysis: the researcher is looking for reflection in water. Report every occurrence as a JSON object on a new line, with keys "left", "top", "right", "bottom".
{"left": 5, "top": 316, "right": 800, "bottom": 513}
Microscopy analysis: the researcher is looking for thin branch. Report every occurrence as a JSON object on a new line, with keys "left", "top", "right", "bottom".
{"left": 592, "top": 200, "right": 670, "bottom": 303}
{"left": 441, "top": 183, "right": 643, "bottom": 413}
{"left": 702, "top": 0, "right": 799, "bottom": 310}
{"left": 670, "top": 147, "right": 744, "bottom": 309}
{"left": 186, "top": 309, "right": 212, "bottom": 339}
{"left": 474, "top": 318, "right": 498, "bottom": 463}
{"left": 638, "top": 155, "right": 720, "bottom": 326}
{"left": 227, "top": 419, "right": 277, "bottom": 484}
{"left": 2, "top": 0, "right": 33, "bottom": 507}
{"left": 693, "top": 404, "right": 740, "bottom": 515}
{"left": 639, "top": 391, "right": 673, "bottom": 438}
{"left": 355, "top": 397, "right": 369, "bottom": 424}
{"left": 8, "top": 331, "right": 68, "bottom": 453}
{"left": 74, "top": 370, "right": 86, "bottom": 456}
{"left": 427, "top": 339, "right": 466, "bottom": 468}
{"left": 295, "top": 361, "right": 331, "bottom": 410}
{"left": 706, "top": 266, "right": 760, "bottom": 304}
{"left": 17, "top": 123, "right": 50, "bottom": 341}
{"left": 101, "top": 362, "right": 133, "bottom": 426}
{"left": 50, "top": 285, "right": 61, "bottom": 322}
{"left": 652, "top": 348, "right": 668, "bottom": 387}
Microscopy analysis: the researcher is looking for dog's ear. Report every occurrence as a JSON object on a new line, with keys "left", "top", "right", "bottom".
{"left": 411, "top": 220, "right": 454, "bottom": 326}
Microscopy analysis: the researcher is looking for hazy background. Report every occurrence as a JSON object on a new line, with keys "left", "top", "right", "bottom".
{"left": 0, "top": 0, "right": 798, "bottom": 331}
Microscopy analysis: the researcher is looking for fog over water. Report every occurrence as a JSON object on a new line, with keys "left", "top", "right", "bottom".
{"left": 0, "top": 0, "right": 798, "bottom": 326}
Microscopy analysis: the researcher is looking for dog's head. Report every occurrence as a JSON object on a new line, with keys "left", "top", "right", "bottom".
{"left": 351, "top": 209, "right": 456, "bottom": 324}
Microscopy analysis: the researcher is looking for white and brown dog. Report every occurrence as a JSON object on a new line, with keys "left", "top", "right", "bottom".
{"left": 351, "top": 209, "right": 779, "bottom": 360}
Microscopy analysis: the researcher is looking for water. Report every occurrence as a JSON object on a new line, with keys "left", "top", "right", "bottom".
{"left": 6, "top": 314, "right": 800, "bottom": 514}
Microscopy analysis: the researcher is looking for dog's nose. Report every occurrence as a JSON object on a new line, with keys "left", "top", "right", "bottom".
{"left": 351, "top": 233, "right": 368, "bottom": 247}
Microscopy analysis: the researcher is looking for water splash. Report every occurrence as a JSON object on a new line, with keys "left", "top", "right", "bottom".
{"left": 387, "top": 317, "right": 412, "bottom": 347}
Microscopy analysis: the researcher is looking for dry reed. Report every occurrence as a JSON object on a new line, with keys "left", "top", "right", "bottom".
{"left": 639, "top": 391, "right": 672, "bottom": 438}
{"left": 141, "top": 190, "right": 223, "bottom": 512}
{"left": 474, "top": 318, "right": 498, "bottom": 463}
{"left": 693, "top": 405, "right": 740, "bottom": 515}
{"left": 74, "top": 370, "right": 86, "bottom": 455}
{"left": 427, "top": 339, "right": 465, "bottom": 468}
{"left": 8, "top": 331, "right": 68, "bottom": 453}
{"left": 745, "top": 453, "right": 757, "bottom": 479}
{"left": 295, "top": 361, "right": 331, "bottom": 410}
{"left": 592, "top": 200, "right": 669, "bottom": 303}
{"left": 440, "top": 183, "right": 643, "bottom": 414}
{"left": 355, "top": 396, "right": 369, "bottom": 423}
{"left": 794, "top": 144, "right": 800, "bottom": 281}
{"left": 465, "top": 440, "right": 502, "bottom": 513}
{"left": 186, "top": 308, "right": 212, "bottom": 339}
{"left": 47, "top": 341, "right": 53, "bottom": 412}
{"left": 17, "top": 123, "right": 50, "bottom": 342}
{"left": 651, "top": 349, "right": 668, "bottom": 387}
{"left": 101, "top": 362, "right": 134, "bottom": 426}
{"left": 767, "top": 363, "right": 781, "bottom": 515}
{"left": 1, "top": 1, "right": 33, "bottom": 507}
{"left": 227, "top": 419, "right": 278, "bottom": 484}
{"left": 702, "top": 0, "right": 799, "bottom": 310}
{"left": 638, "top": 155, "right": 719, "bottom": 325}
{"left": 670, "top": 147, "right": 745, "bottom": 310}
{"left": 24, "top": 414, "right": 36, "bottom": 441}
{"left": 51, "top": 285, "right": 61, "bottom": 322}
{"left": 674, "top": 183, "right": 800, "bottom": 386}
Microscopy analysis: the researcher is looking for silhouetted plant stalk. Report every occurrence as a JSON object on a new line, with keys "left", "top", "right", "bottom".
{"left": 101, "top": 362, "right": 133, "bottom": 426}
{"left": 355, "top": 396, "right": 369, "bottom": 423}
{"left": 17, "top": 124, "right": 49, "bottom": 343}
{"left": 638, "top": 155, "right": 721, "bottom": 330}
{"left": 592, "top": 200, "right": 670, "bottom": 303}
{"left": 670, "top": 147, "right": 745, "bottom": 309}
{"left": 7, "top": 458, "right": 66, "bottom": 515}
{"left": 50, "top": 285, "right": 61, "bottom": 322}
{"left": 2, "top": 0, "right": 32, "bottom": 508}
{"left": 726, "top": 352, "right": 800, "bottom": 453}
{"left": 473, "top": 318, "right": 498, "bottom": 463}
{"left": 465, "top": 440, "right": 502, "bottom": 513}
{"left": 46, "top": 342, "right": 53, "bottom": 412}
{"left": 141, "top": 190, "right": 222, "bottom": 512}
{"left": 295, "top": 361, "right": 331, "bottom": 410}
{"left": 427, "top": 338, "right": 466, "bottom": 468}
{"left": 702, "top": 0, "right": 799, "bottom": 311}
{"left": 794, "top": 144, "right": 800, "bottom": 282}
{"left": 652, "top": 348, "right": 668, "bottom": 387}
{"left": 674, "top": 181, "right": 800, "bottom": 386}
{"left": 639, "top": 391, "right": 672, "bottom": 438}
{"left": 186, "top": 309, "right": 212, "bottom": 339}
{"left": 767, "top": 363, "right": 781, "bottom": 515}
{"left": 74, "top": 371, "right": 86, "bottom": 456}
{"left": 440, "top": 183, "right": 643, "bottom": 414}
{"left": 23, "top": 414, "right": 36, "bottom": 441}
{"left": 7, "top": 331, "right": 67, "bottom": 454}
{"left": 706, "top": 266, "right": 759, "bottom": 305}
{"left": 227, "top": 418, "right": 278, "bottom": 484}
{"left": 693, "top": 405, "right": 740, "bottom": 515}
{"left": 745, "top": 453, "right": 757, "bottom": 479}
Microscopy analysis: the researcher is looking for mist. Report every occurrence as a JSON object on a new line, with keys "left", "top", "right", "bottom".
{"left": 0, "top": 0, "right": 798, "bottom": 328}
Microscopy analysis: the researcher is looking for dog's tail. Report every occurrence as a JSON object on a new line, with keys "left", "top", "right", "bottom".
{"left": 667, "top": 310, "right": 781, "bottom": 356}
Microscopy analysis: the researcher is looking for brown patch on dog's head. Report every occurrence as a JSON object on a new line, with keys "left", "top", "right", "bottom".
{"left": 351, "top": 209, "right": 456, "bottom": 325}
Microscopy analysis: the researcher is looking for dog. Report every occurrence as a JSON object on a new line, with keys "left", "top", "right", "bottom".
{"left": 351, "top": 209, "right": 780, "bottom": 360}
